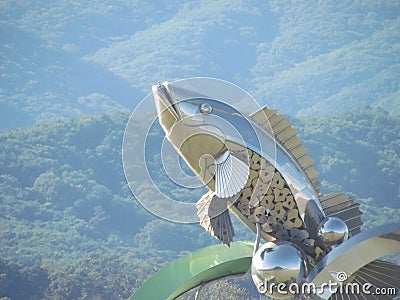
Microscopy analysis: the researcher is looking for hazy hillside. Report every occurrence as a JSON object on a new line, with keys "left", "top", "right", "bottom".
{"left": 1, "top": 1, "right": 399, "bottom": 299}
{"left": 0, "top": 109, "right": 399, "bottom": 299}
{"left": 1, "top": 1, "right": 399, "bottom": 129}
{"left": 0, "top": 20, "right": 138, "bottom": 129}
{"left": 251, "top": 1, "right": 400, "bottom": 115}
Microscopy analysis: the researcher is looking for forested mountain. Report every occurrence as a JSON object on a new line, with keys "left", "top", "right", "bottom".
{"left": 1, "top": 0, "right": 399, "bottom": 129}
{"left": 1, "top": 1, "right": 399, "bottom": 299}
{"left": 0, "top": 109, "right": 398, "bottom": 299}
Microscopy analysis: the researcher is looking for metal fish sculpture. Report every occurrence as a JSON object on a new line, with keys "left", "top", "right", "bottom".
{"left": 151, "top": 80, "right": 400, "bottom": 299}
{"left": 152, "top": 81, "right": 360, "bottom": 258}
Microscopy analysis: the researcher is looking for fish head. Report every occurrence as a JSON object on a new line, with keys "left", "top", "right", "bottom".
{"left": 152, "top": 81, "right": 256, "bottom": 192}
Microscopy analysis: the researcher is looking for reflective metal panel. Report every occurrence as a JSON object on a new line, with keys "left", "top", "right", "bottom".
{"left": 252, "top": 241, "right": 306, "bottom": 298}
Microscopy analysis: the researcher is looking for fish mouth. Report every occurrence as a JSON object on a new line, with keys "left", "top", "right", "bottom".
{"left": 152, "top": 81, "right": 181, "bottom": 121}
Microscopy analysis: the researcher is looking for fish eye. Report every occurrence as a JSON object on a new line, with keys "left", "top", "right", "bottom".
{"left": 200, "top": 103, "right": 212, "bottom": 115}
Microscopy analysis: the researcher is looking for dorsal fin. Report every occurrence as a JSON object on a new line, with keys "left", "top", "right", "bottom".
{"left": 250, "top": 107, "right": 321, "bottom": 193}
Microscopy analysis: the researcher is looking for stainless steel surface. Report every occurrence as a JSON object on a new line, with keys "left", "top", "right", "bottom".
{"left": 317, "top": 217, "right": 349, "bottom": 249}
{"left": 154, "top": 81, "right": 323, "bottom": 221}
{"left": 214, "top": 150, "right": 249, "bottom": 198}
{"left": 306, "top": 223, "right": 400, "bottom": 299}
{"left": 200, "top": 102, "right": 213, "bottom": 115}
{"left": 251, "top": 241, "right": 306, "bottom": 298}
{"left": 152, "top": 79, "right": 328, "bottom": 255}
{"left": 130, "top": 79, "right": 400, "bottom": 299}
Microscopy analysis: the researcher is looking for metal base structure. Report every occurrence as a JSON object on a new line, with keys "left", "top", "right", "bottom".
{"left": 306, "top": 223, "right": 400, "bottom": 299}
{"left": 129, "top": 241, "right": 253, "bottom": 300}
{"left": 130, "top": 224, "right": 400, "bottom": 300}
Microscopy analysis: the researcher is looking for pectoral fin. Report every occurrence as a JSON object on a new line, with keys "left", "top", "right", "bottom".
{"left": 214, "top": 150, "right": 249, "bottom": 198}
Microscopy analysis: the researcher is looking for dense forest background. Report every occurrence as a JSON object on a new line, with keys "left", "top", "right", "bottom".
{"left": 1, "top": 1, "right": 399, "bottom": 299}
